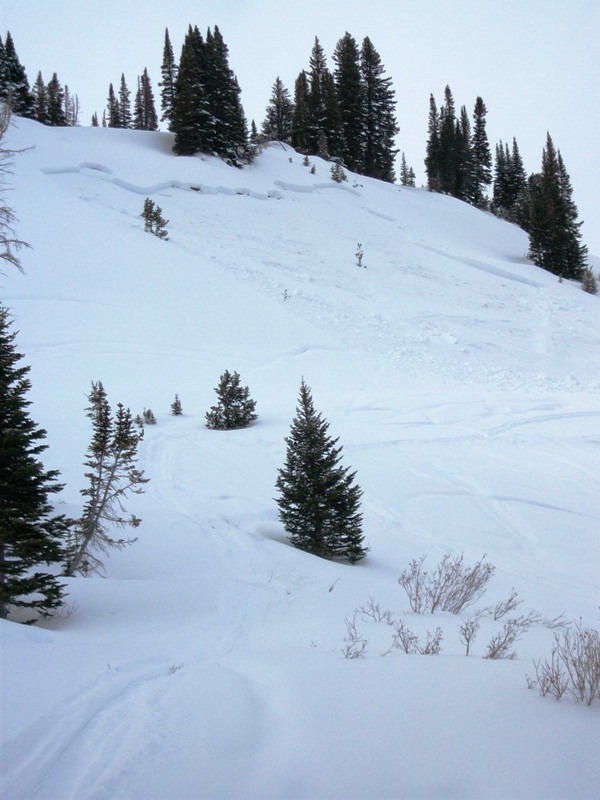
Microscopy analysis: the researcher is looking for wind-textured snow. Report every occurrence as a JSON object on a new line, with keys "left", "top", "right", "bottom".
{"left": 1, "top": 118, "right": 599, "bottom": 800}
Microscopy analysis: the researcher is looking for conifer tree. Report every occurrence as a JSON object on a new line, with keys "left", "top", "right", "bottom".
{"left": 438, "top": 85, "right": 459, "bottom": 195}
{"left": 469, "top": 96, "right": 492, "bottom": 208}
{"left": 454, "top": 105, "right": 472, "bottom": 201}
{"left": 159, "top": 28, "right": 178, "bottom": 131}
{"left": 291, "top": 71, "right": 310, "bottom": 153}
{"left": 118, "top": 73, "right": 132, "bottom": 129}
{"left": 262, "top": 76, "right": 294, "bottom": 142}
{"left": 133, "top": 68, "right": 158, "bottom": 131}
{"left": 32, "top": 71, "right": 48, "bottom": 124}
{"left": 0, "top": 308, "right": 68, "bottom": 621}
{"left": 141, "top": 197, "right": 168, "bottom": 239}
{"left": 107, "top": 83, "right": 120, "bottom": 128}
{"left": 171, "top": 394, "right": 183, "bottom": 415}
{"left": 65, "top": 382, "right": 148, "bottom": 576}
{"left": 205, "top": 370, "right": 257, "bottom": 430}
{"left": 204, "top": 26, "right": 247, "bottom": 159}
{"left": 172, "top": 25, "right": 212, "bottom": 155}
{"left": 425, "top": 93, "right": 442, "bottom": 192}
{"left": 359, "top": 37, "right": 398, "bottom": 182}
{"left": 527, "top": 133, "right": 588, "bottom": 280}
{"left": 275, "top": 380, "right": 366, "bottom": 562}
{"left": 46, "top": 73, "right": 67, "bottom": 126}
{"left": 333, "top": 32, "right": 365, "bottom": 172}
{"left": 400, "top": 152, "right": 415, "bottom": 186}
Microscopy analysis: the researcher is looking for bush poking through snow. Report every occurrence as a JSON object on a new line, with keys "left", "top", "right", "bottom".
{"left": 143, "top": 408, "right": 156, "bottom": 425}
{"left": 529, "top": 622, "right": 600, "bottom": 705}
{"left": 459, "top": 615, "right": 481, "bottom": 656}
{"left": 385, "top": 619, "right": 443, "bottom": 656}
{"left": 484, "top": 617, "right": 530, "bottom": 660}
{"left": 205, "top": 370, "right": 257, "bottom": 430}
{"left": 342, "top": 614, "right": 368, "bottom": 659}
{"left": 398, "top": 552, "right": 495, "bottom": 614}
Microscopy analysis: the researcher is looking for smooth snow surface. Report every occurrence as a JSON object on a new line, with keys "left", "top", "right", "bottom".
{"left": 1, "top": 119, "right": 599, "bottom": 800}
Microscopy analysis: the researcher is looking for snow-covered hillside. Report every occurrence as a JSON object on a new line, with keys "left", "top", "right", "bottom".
{"left": 1, "top": 118, "right": 599, "bottom": 800}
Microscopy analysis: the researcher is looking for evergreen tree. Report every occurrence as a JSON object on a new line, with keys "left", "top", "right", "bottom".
{"left": 425, "top": 93, "right": 442, "bottom": 191}
{"left": 492, "top": 137, "right": 527, "bottom": 224}
{"left": 133, "top": 68, "right": 158, "bottom": 131}
{"left": 492, "top": 140, "right": 510, "bottom": 215}
{"left": 438, "top": 85, "right": 458, "bottom": 195}
{"left": 507, "top": 138, "right": 528, "bottom": 227}
{"left": 63, "top": 85, "right": 79, "bottom": 126}
{"left": 204, "top": 26, "right": 247, "bottom": 159}
{"left": 469, "top": 96, "right": 492, "bottom": 208}
{"left": 65, "top": 382, "right": 148, "bottom": 576}
{"left": 32, "top": 71, "right": 48, "bottom": 124}
{"left": 0, "top": 308, "right": 68, "bottom": 621}
{"left": 0, "top": 36, "right": 5, "bottom": 102}
{"left": 291, "top": 70, "right": 310, "bottom": 153}
{"left": 454, "top": 105, "right": 472, "bottom": 201}
{"left": 333, "top": 32, "right": 365, "bottom": 172}
{"left": 107, "top": 83, "right": 120, "bottom": 128}
{"left": 118, "top": 73, "right": 132, "bottom": 129}
{"left": 0, "top": 32, "right": 34, "bottom": 117}
{"left": 527, "top": 133, "right": 587, "bottom": 280}
{"left": 360, "top": 37, "right": 398, "bottom": 182}
{"left": 159, "top": 28, "right": 178, "bottom": 131}
{"left": 46, "top": 73, "right": 67, "bottom": 126}
{"left": 400, "top": 152, "right": 415, "bottom": 186}
{"left": 172, "top": 25, "right": 212, "bottom": 155}
{"left": 262, "top": 76, "right": 294, "bottom": 142}
{"left": 205, "top": 370, "right": 257, "bottom": 430}
{"left": 171, "top": 394, "right": 183, "bottom": 415}
{"left": 141, "top": 197, "right": 168, "bottom": 239}
{"left": 275, "top": 379, "right": 366, "bottom": 562}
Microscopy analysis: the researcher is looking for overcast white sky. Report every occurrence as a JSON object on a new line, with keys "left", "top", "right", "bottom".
{"left": 3, "top": 0, "right": 599, "bottom": 253}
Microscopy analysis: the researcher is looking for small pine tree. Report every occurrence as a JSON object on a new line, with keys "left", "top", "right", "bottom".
{"left": 0, "top": 308, "right": 69, "bottom": 621}
{"left": 171, "top": 394, "right": 183, "bottom": 415}
{"left": 141, "top": 198, "right": 169, "bottom": 239}
{"left": 64, "top": 382, "right": 148, "bottom": 576}
{"left": 330, "top": 161, "right": 347, "bottom": 183}
{"left": 205, "top": 370, "right": 257, "bottom": 430}
{"left": 275, "top": 379, "right": 367, "bottom": 562}
{"left": 143, "top": 408, "right": 156, "bottom": 425}
{"left": 581, "top": 268, "right": 598, "bottom": 295}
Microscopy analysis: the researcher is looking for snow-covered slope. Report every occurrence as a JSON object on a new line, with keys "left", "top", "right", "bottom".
{"left": 1, "top": 118, "right": 599, "bottom": 800}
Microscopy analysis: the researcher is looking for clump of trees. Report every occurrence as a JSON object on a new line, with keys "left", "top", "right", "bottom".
{"left": 1, "top": 31, "right": 78, "bottom": 125}
{"left": 525, "top": 133, "right": 588, "bottom": 281}
{"left": 424, "top": 86, "right": 492, "bottom": 208}
{"left": 263, "top": 33, "right": 398, "bottom": 182}
{"left": 162, "top": 25, "right": 248, "bottom": 161}
{"left": 275, "top": 379, "right": 367, "bottom": 562}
